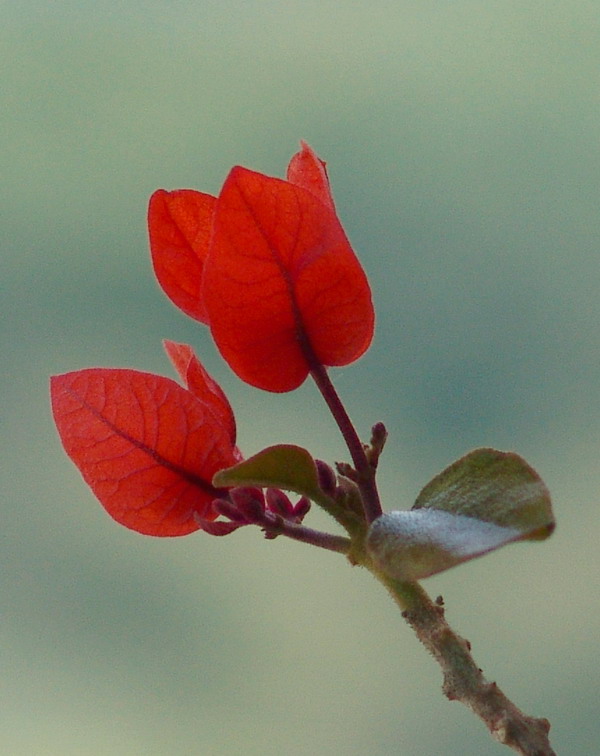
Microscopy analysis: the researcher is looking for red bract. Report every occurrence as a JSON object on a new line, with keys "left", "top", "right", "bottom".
{"left": 50, "top": 348, "right": 239, "bottom": 537}
{"left": 163, "top": 339, "right": 239, "bottom": 455}
{"left": 148, "top": 189, "right": 215, "bottom": 323}
{"left": 148, "top": 142, "right": 374, "bottom": 392}
{"left": 286, "top": 140, "right": 334, "bottom": 209}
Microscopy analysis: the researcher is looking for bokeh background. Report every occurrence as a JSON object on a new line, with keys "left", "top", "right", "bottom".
{"left": 3, "top": 2, "right": 599, "bottom": 754}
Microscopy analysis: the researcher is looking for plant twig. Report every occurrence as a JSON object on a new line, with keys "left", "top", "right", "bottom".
{"left": 260, "top": 512, "right": 352, "bottom": 554}
{"left": 377, "top": 576, "right": 556, "bottom": 755}
{"left": 302, "top": 344, "right": 554, "bottom": 753}
{"left": 308, "top": 362, "right": 382, "bottom": 524}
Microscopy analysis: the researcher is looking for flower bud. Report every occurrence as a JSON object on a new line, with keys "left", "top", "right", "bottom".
{"left": 229, "top": 486, "right": 266, "bottom": 521}
{"left": 212, "top": 498, "right": 247, "bottom": 522}
{"left": 292, "top": 496, "right": 311, "bottom": 521}
{"left": 265, "top": 488, "right": 294, "bottom": 517}
{"left": 315, "top": 459, "right": 337, "bottom": 496}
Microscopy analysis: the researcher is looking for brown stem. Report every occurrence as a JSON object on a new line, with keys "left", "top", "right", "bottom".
{"left": 381, "top": 578, "right": 556, "bottom": 755}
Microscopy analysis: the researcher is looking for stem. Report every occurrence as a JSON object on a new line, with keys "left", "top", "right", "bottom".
{"left": 309, "top": 361, "right": 382, "bottom": 524}
{"left": 375, "top": 573, "right": 556, "bottom": 755}
{"left": 295, "top": 304, "right": 554, "bottom": 752}
{"left": 261, "top": 513, "right": 352, "bottom": 554}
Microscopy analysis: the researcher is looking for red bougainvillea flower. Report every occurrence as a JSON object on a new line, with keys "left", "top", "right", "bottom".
{"left": 50, "top": 342, "right": 240, "bottom": 537}
{"left": 148, "top": 142, "right": 374, "bottom": 392}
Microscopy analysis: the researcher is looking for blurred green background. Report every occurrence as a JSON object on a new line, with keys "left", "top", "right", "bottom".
{"left": 3, "top": 2, "right": 599, "bottom": 754}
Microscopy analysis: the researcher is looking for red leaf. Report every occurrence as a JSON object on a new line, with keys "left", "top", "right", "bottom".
{"left": 162, "top": 339, "right": 239, "bottom": 452}
{"left": 148, "top": 189, "right": 216, "bottom": 323}
{"left": 202, "top": 166, "right": 374, "bottom": 392}
{"left": 286, "top": 141, "right": 334, "bottom": 209}
{"left": 50, "top": 369, "right": 238, "bottom": 536}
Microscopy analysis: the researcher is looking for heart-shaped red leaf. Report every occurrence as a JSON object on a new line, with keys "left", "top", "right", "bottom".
{"left": 163, "top": 339, "right": 238, "bottom": 451}
{"left": 202, "top": 166, "right": 374, "bottom": 392}
{"left": 148, "top": 189, "right": 215, "bottom": 323}
{"left": 286, "top": 141, "right": 335, "bottom": 209}
{"left": 50, "top": 369, "right": 238, "bottom": 536}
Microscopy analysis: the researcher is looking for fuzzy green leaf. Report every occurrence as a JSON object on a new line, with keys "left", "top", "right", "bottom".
{"left": 413, "top": 448, "right": 554, "bottom": 538}
{"left": 367, "top": 448, "right": 554, "bottom": 581}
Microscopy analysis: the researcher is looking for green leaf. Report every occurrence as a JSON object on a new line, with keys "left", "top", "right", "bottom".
{"left": 215, "top": 444, "right": 370, "bottom": 537}
{"left": 413, "top": 448, "right": 554, "bottom": 538}
{"left": 367, "top": 448, "right": 555, "bottom": 582}
{"left": 213, "top": 444, "right": 325, "bottom": 503}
